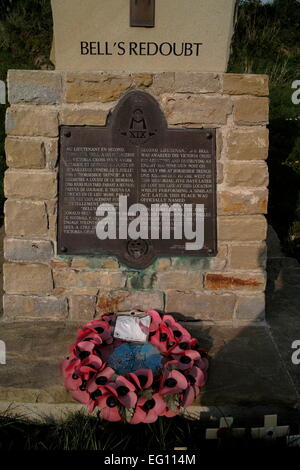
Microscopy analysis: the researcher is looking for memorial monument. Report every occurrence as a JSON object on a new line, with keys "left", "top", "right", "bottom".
{"left": 0, "top": 1, "right": 281, "bottom": 417}
{"left": 3, "top": 0, "right": 269, "bottom": 324}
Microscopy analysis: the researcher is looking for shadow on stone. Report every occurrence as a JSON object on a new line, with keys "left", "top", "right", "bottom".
{"left": 1, "top": 225, "right": 300, "bottom": 418}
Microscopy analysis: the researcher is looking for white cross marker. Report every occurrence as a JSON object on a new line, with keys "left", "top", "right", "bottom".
{"left": 251, "top": 415, "right": 289, "bottom": 439}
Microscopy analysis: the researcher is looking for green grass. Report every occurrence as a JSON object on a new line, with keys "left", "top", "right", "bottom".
{"left": 0, "top": 410, "right": 200, "bottom": 451}
{"left": 229, "top": 0, "right": 300, "bottom": 86}
{"left": 0, "top": 0, "right": 53, "bottom": 218}
{"left": 0, "top": 410, "right": 290, "bottom": 451}
{"left": 267, "top": 85, "right": 300, "bottom": 259}
{"left": 229, "top": 0, "right": 300, "bottom": 259}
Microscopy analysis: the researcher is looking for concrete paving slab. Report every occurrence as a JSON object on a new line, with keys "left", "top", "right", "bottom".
{"left": 188, "top": 324, "right": 299, "bottom": 406}
{"left": 265, "top": 232, "right": 300, "bottom": 402}
{"left": 0, "top": 320, "right": 299, "bottom": 408}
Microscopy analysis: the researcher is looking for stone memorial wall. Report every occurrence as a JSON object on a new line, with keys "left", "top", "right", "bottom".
{"left": 3, "top": 70, "right": 269, "bottom": 324}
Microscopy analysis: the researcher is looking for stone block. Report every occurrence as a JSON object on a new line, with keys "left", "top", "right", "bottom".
{"left": 53, "top": 269, "right": 126, "bottom": 290}
{"left": 218, "top": 189, "right": 268, "bottom": 215}
{"left": 132, "top": 73, "right": 153, "bottom": 88}
{"left": 8, "top": 70, "right": 63, "bottom": 104}
{"left": 227, "top": 128, "right": 269, "bottom": 160}
{"left": 3, "top": 294, "right": 67, "bottom": 320}
{"left": 5, "top": 137, "right": 45, "bottom": 169}
{"left": 4, "top": 170, "right": 57, "bottom": 200}
{"left": 68, "top": 295, "right": 97, "bottom": 320}
{"left": 56, "top": 287, "right": 100, "bottom": 296}
{"left": 204, "top": 271, "right": 266, "bottom": 292}
{"left": 218, "top": 215, "right": 267, "bottom": 242}
{"left": 98, "top": 257, "right": 120, "bottom": 269}
{"left": 154, "top": 257, "right": 172, "bottom": 272}
{"left": 51, "top": 258, "right": 72, "bottom": 269}
{"left": 217, "top": 161, "right": 224, "bottom": 184}
{"left": 6, "top": 106, "right": 59, "bottom": 137}
{"left": 171, "top": 245, "right": 228, "bottom": 271}
{"left": 224, "top": 161, "right": 269, "bottom": 187}
{"left": 4, "top": 239, "right": 54, "bottom": 261}
{"left": 60, "top": 104, "right": 110, "bottom": 126}
{"left": 46, "top": 199, "right": 58, "bottom": 240}
{"left": 229, "top": 243, "right": 267, "bottom": 270}
{"left": 65, "top": 72, "right": 132, "bottom": 103}
{"left": 97, "top": 290, "right": 164, "bottom": 314}
{"left": 161, "top": 94, "right": 232, "bottom": 125}
{"left": 216, "top": 128, "right": 223, "bottom": 160}
{"left": 165, "top": 290, "right": 236, "bottom": 320}
{"left": 149, "top": 72, "right": 175, "bottom": 96}
{"left": 85, "top": 271, "right": 126, "bottom": 289}
{"left": 126, "top": 272, "right": 155, "bottom": 290}
{"left": 52, "top": 268, "right": 85, "bottom": 289}
{"left": 223, "top": 74, "right": 269, "bottom": 96}
{"left": 155, "top": 271, "right": 203, "bottom": 290}
{"left": 45, "top": 139, "right": 58, "bottom": 169}
{"left": 71, "top": 258, "right": 91, "bottom": 269}
{"left": 4, "top": 263, "right": 53, "bottom": 294}
{"left": 235, "top": 294, "right": 265, "bottom": 321}
{"left": 70, "top": 256, "right": 120, "bottom": 270}
{"left": 4, "top": 200, "right": 48, "bottom": 238}
{"left": 233, "top": 97, "right": 269, "bottom": 125}
{"left": 174, "top": 72, "right": 221, "bottom": 93}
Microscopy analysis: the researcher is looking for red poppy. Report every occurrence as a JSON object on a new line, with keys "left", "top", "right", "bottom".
{"left": 160, "top": 369, "right": 188, "bottom": 395}
{"left": 170, "top": 350, "right": 201, "bottom": 371}
{"left": 106, "top": 376, "right": 137, "bottom": 409}
{"left": 181, "top": 384, "right": 199, "bottom": 407}
{"left": 62, "top": 310, "right": 208, "bottom": 423}
{"left": 130, "top": 393, "right": 166, "bottom": 424}
{"left": 163, "top": 407, "right": 179, "bottom": 418}
{"left": 128, "top": 368, "right": 153, "bottom": 390}
{"left": 87, "top": 366, "right": 115, "bottom": 394}
{"left": 195, "top": 355, "right": 209, "bottom": 373}
{"left": 96, "top": 392, "right": 122, "bottom": 422}
{"left": 85, "top": 319, "right": 113, "bottom": 344}
{"left": 184, "top": 365, "right": 206, "bottom": 387}
{"left": 61, "top": 355, "right": 81, "bottom": 391}
{"left": 146, "top": 309, "right": 162, "bottom": 333}
{"left": 163, "top": 315, "right": 191, "bottom": 343}
{"left": 149, "top": 322, "right": 175, "bottom": 354}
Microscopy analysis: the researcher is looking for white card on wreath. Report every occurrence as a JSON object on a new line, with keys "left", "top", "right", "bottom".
{"left": 113, "top": 312, "right": 151, "bottom": 343}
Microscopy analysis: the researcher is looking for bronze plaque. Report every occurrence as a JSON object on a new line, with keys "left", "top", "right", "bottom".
{"left": 58, "top": 90, "right": 217, "bottom": 268}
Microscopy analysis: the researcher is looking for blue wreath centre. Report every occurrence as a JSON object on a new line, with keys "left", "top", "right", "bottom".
{"left": 107, "top": 343, "right": 163, "bottom": 376}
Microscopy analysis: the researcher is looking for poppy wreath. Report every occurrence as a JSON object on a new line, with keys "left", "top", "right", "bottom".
{"left": 61, "top": 310, "right": 208, "bottom": 423}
